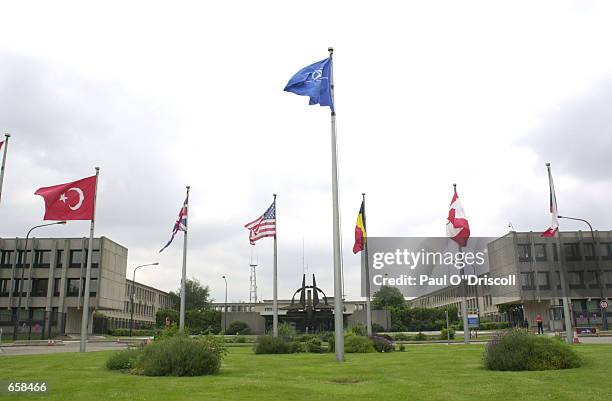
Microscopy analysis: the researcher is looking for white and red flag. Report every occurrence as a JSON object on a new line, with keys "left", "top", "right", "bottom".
{"left": 35, "top": 175, "right": 97, "bottom": 220}
{"left": 0, "top": 140, "right": 4, "bottom": 151}
{"left": 446, "top": 187, "right": 470, "bottom": 247}
{"left": 541, "top": 163, "right": 559, "bottom": 237}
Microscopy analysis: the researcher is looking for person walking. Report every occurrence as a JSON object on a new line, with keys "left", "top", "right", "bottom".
{"left": 536, "top": 314, "right": 544, "bottom": 335}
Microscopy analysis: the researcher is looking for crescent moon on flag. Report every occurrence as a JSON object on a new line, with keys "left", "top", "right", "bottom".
{"left": 67, "top": 187, "right": 84, "bottom": 210}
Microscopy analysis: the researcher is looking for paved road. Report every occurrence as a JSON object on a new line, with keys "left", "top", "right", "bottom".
{"left": 0, "top": 341, "right": 128, "bottom": 356}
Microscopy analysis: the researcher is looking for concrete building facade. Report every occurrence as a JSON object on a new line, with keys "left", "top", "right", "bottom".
{"left": 0, "top": 236, "right": 171, "bottom": 337}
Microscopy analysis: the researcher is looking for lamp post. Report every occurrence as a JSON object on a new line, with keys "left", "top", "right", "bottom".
{"left": 14, "top": 221, "right": 67, "bottom": 340}
{"left": 558, "top": 215, "right": 608, "bottom": 330}
{"left": 129, "top": 262, "right": 159, "bottom": 337}
{"left": 222, "top": 275, "right": 228, "bottom": 334}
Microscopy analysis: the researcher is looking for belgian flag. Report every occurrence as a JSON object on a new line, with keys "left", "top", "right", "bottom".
{"left": 353, "top": 200, "right": 366, "bottom": 254}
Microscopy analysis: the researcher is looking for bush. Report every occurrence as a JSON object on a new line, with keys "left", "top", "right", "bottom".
{"left": 440, "top": 328, "right": 455, "bottom": 340}
{"left": 277, "top": 322, "right": 296, "bottom": 339}
{"left": 139, "top": 334, "right": 224, "bottom": 376}
{"left": 484, "top": 329, "right": 582, "bottom": 371}
{"left": 414, "top": 332, "right": 427, "bottom": 341}
{"left": 109, "top": 328, "right": 157, "bottom": 337}
{"left": 480, "top": 321, "right": 509, "bottom": 330}
{"left": 371, "top": 335, "right": 394, "bottom": 352}
{"left": 296, "top": 334, "right": 318, "bottom": 343}
{"left": 372, "top": 323, "right": 385, "bottom": 333}
{"left": 345, "top": 334, "right": 375, "bottom": 353}
{"left": 254, "top": 335, "right": 294, "bottom": 354}
{"left": 347, "top": 323, "right": 367, "bottom": 337}
{"left": 392, "top": 333, "right": 410, "bottom": 341}
{"left": 398, "top": 343, "right": 406, "bottom": 352}
{"left": 106, "top": 348, "right": 142, "bottom": 371}
{"left": 226, "top": 321, "right": 250, "bottom": 335}
{"left": 154, "top": 324, "right": 181, "bottom": 341}
{"left": 233, "top": 335, "right": 247, "bottom": 343}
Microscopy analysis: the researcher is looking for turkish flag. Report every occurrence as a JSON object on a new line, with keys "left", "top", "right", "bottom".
{"left": 35, "top": 175, "right": 97, "bottom": 220}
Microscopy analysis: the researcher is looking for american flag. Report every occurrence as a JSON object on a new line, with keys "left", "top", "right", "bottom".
{"left": 244, "top": 201, "right": 276, "bottom": 245}
{"left": 159, "top": 195, "right": 188, "bottom": 252}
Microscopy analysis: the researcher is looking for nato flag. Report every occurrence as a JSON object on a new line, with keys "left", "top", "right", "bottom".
{"left": 284, "top": 57, "right": 334, "bottom": 111}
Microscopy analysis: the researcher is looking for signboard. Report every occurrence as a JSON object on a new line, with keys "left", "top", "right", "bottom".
{"left": 600, "top": 300, "right": 608, "bottom": 309}
{"left": 467, "top": 314, "right": 479, "bottom": 328}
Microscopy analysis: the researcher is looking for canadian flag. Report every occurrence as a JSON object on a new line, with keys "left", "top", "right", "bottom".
{"left": 0, "top": 140, "right": 4, "bottom": 150}
{"left": 541, "top": 164, "right": 559, "bottom": 237}
{"left": 35, "top": 175, "right": 97, "bottom": 221}
{"left": 446, "top": 188, "right": 470, "bottom": 247}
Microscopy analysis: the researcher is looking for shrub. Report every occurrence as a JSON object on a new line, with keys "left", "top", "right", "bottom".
{"left": 277, "top": 322, "right": 296, "bottom": 339}
{"left": 414, "top": 332, "right": 427, "bottom": 341}
{"left": 154, "top": 324, "right": 181, "bottom": 341}
{"left": 139, "top": 334, "right": 224, "bottom": 376}
{"left": 392, "top": 333, "right": 410, "bottom": 341}
{"left": 226, "top": 321, "right": 250, "bottom": 335}
{"left": 233, "top": 335, "right": 247, "bottom": 343}
{"left": 398, "top": 343, "right": 406, "bottom": 352}
{"left": 371, "top": 323, "right": 385, "bottom": 333}
{"left": 306, "top": 339, "right": 324, "bottom": 353}
{"left": 371, "top": 335, "right": 394, "bottom": 352}
{"left": 347, "top": 323, "right": 367, "bottom": 337}
{"left": 345, "top": 334, "right": 375, "bottom": 353}
{"left": 484, "top": 329, "right": 582, "bottom": 371}
{"left": 254, "top": 335, "right": 294, "bottom": 354}
{"left": 110, "top": 328, "right": 156, "bottom": 337}
{"left": 480, "top": 321, "right": 509, "bottom": 330}
{"left": 106, "top": 348, "right": 142, "bottom": 371}
{"left": 296, "top": 334, "right": 318, "bottom": 343}
{"left": 440, "top": 328, "right": 455, "bottom": 340}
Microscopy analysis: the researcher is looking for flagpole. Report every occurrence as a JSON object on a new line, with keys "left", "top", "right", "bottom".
{"left": 454, "top": 184, "right": 470, "bottom": 345}
{"left": 362, "top": 193, "right": 373, "bottom": 337}
{"left": 179, "top": 185, "right": 190, "bottom": 332}
{"left": 80, "top": 167, "right": 100, "bottom": 353}
{"left": 328, "top": 47, "right": 345, "bottom": 361}
{"left": 0, "top": 133, "right": 10, "bottom": 207}
{"left": 547, "top": 163, "right": 573, "bottom": 344}
{"left": 272, "top": 193, "right": 278, "bottom": 337}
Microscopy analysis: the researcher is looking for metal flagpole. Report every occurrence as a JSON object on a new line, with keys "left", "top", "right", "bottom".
{"left": 179, "top": 185, "right": 190, "bottom": 332}
{"left": 454, "top": 184, "right": 470, "bottom": 345}
{"left": 546, "top": 163, "right": 573, "bottom": 344}
{"left": 362, "top": 193, "right": 373, "bottom": 337}
{"left": 272, "top": 194, "right": 278, "bottom": 337}
{"left": 80, "top": 167, "right": 100, "bottom": 352}
{"left": 328, "top": 47, "right": 345, "bottom": 361}
{"left": 0, "top": 133, "right": 10, "bottom": 206}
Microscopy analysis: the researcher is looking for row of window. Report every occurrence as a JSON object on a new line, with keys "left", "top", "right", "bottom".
{"left": 122, "top": 301, "right": 156, "bottom": 317}
{"left": 520, "top": 270, "right": 612, "bottom": 290}
{"left": 0, "top": 278, "right": 97, "bottom": 297}
{"left": 517, "top": 242, "right": 612, "bottom": 263}
{"left": 0, "top": 249, "right": 100, "bottom": 269}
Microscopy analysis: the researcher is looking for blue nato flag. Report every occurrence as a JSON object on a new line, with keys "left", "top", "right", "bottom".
{"left": 284, "top": 57, "right": 334, "bottom": 111}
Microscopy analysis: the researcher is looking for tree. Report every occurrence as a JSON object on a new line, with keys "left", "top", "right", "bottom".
{"left": 372, "top": 285, "right": 406, "bottom": 309}
{"left": 168, "top": 277, "right": 212, "bottom": 311}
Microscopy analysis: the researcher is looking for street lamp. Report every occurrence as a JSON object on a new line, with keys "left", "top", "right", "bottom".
{"left": 558, "top": 215, "right": 608, "bottom": 330}
{"left": 222, "top": 275, "right": 228, "bottom": 334}
{"left": 14, "top": 221, "right": 67, "bottom": 340}
{"left": 129, "top": 262, "right": 159, "bottom": 337}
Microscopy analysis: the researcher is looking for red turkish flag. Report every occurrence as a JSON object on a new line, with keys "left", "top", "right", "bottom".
{"left": 35, "top": 175, "right": 97, "bottom": 220}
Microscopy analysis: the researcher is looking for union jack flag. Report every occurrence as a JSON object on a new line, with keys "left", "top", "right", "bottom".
{"left": 244, "top": 201, "right": 276, "bottom": 245}
{"left": 159, "top": 195, "right": 188, "bottom": 252}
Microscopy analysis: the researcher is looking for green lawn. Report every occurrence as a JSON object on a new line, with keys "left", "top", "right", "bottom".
{"left": 1, "top": 344, "right": 611, "bottom": 401}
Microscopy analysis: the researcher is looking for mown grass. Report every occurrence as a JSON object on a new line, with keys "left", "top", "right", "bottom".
{"left": 1, "top": 344, "right": 611, "bottom": 401}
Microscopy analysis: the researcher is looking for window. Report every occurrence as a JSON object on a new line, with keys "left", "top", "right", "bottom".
{"left": 0, "top": 250, "right": 13, "bottom": 268}
{"left": 552, "top": 246, "right": 558, "bottom": 261}
{"left": 12, "top": 279, "right": 29, "bottom": 296}
{"left": 0, "top": 278, "right": 10, "bottom": 296}
{"left": 585, "top": 271, "right": 599, "bottom": 288}
{"left": 34, "top": 250, "right": 52, "bottom": 268}
{"left": 583, "top": 243, "right": 595, "bottom": 261}
{"left": 601, "top": 243, "right": 612, "bottom": 260}
{"left": 31, "top": 279, "right": 48, "bottom": 297}
{"left": 517, "top": 244, "right": 531, "bottom": 262}
{"left": 83, "top": 250, "right": 101, "bottom": 268}
{"left": 520, "top": 272, "right": 535, "bottom": 289}
{"left": 67, "top": 278, "right": 80, "bottom": 296}
{"left": 17, "top": 250, "right": 32, "bottom": 266}
{"left": 53, "top": 278, "right": 62, "bottom": 296}
{"left": 69, "top": 250, "right": 84, "bottom": 268}
{"left": 534, "top": 244, "right": 547, "bottom": 261}
{"left": 55, "top": 250, "right": 64, "bottom": 268}
{"left": 0, "top": 309, "right": 12, "bottom": 322}
{"left": 87, "top": 278, "right": 98, "bottom": 296}
{"left": 537, "top": 272, "right": 550, "bottom": 290}
{"left": 568, "top": 271, "right": 584, "bottom": 289}
{"left": 564, "top": 243, "right": 580, "bottom": 261}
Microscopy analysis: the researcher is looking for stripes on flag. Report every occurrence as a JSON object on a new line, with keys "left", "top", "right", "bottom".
{"left": 244, "top": 201, "right": 276, "bottom": 245}
{"left": 159, "top": 195, "right": 188, "bottom": 252}
{"left": 541, "top": 165, "right": 559, "bottom": 237}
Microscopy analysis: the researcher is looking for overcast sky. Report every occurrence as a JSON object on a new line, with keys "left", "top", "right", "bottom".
{"left": 1, "top": 1, "right": 611, "bottom": 303}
